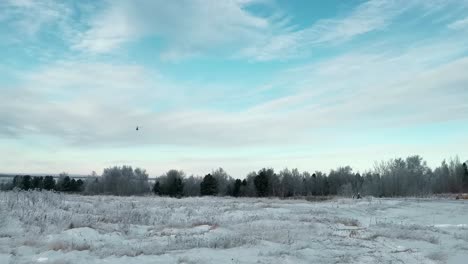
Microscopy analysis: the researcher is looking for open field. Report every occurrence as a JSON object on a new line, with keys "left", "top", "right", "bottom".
{"left": 1, "top": 191, "right": 467, "bottom": 264}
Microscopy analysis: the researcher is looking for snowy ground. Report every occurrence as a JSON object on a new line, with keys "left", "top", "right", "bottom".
{"left": 1, "top": 191, "right": 467, "bottom": 264}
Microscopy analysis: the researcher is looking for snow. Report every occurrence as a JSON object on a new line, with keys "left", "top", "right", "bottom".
{"left": 1, "top": 191, "right": 467, "bottom": 263}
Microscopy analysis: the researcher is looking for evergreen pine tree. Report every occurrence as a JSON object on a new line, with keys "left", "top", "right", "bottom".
{"left": 153, "top": 181, "right": 161, "bottom": 195}
{"left": 463, "top": 162, "right": 468, "bottom": 192}
{"left": 254, "top": 169, "right": 269, "bottom": 197}
{"left": 200, "top": 174, "right": 218, "bottom": 196}
{"left": 22, "top": 175, "right": 32, "bottom": 190}
{"left": 70, "top": 178, "right": 77, "bottom": 192}
{"left": 60, "top": 176, "right": 71, "bottom": 192}
{"left": 43, "top": 176, "right": 56, "bottom": 190}
{"left": 31, "top": 176, "right": 43, "bottom": 190}
{"left": 232, "top": 179, "right": 242, "bottom": 197}
{"left": 76, "top": 179, "right": 84, "bottom": 192}
{"left": 175, "top": 178, "right": 184, "bottom": 197}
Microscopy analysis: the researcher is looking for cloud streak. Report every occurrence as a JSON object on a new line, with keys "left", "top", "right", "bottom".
{"left": 70, "top": 0, "right": 420, "bottom": 61}
{"left": 2, "top": 34, "right": 468, "bottom": 150}
{"left": 73, "top": 0, "right": 270, "bottom": 59}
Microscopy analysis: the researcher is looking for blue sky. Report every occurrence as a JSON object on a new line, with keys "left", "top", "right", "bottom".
{"left": 1, "top": 0, "right": 468, "bottom": 177}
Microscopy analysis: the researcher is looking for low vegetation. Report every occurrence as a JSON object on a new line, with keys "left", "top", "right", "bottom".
{"left": 1, "top": 191, "right": 467, "bottom": 263}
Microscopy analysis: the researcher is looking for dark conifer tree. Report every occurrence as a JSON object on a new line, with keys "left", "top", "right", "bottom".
{"left": 323, "top": 177, "right": 330, "bottom": 196}
{"left": 43, "top": 176, "right": 56, "bottom": 190}
{"left": 70, "top": 178, "right": 77, "bottom": 192}
{"left": 200, "top": 174, "right": 218, "bottom": 196}
{"left": 254, "top": 169, "right": 270, "bottom": 197}
{"left": 31, "top": 176, "right": 43, "bottom": 190}
{"left": 59, "top": 176, "right": 71, "bottom": 192}
{"left": 153, "top": 181, "right": 161, "bottom": 195}
{"left": 76, "top": 179, "right": 84, "bottom": 192}
{"left": 22, "top": 175, "right": 32, "bottom": 190}
{"left": 174, "top": 178, "right": 184, "bottom": 197}
{"left": 463, "top": 162, "right": 468, "bottom": 192}
{"left": 232, "top": 179, "right": 242, "bottom": 197}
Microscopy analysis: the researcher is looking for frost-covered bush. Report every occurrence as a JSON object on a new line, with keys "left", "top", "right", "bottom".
{"left": 85, "top": 166, "right": 150, "bottom": 195}
{"left": 368, "top": 222, "right": 440, "bottom": 244}
{"left": 157, "top": 170, "right": 185, "bottom": 197}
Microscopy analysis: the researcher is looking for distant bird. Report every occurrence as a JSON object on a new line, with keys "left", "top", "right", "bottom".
{"left": 136, "top": 126, "right": 139, "bottom": 131}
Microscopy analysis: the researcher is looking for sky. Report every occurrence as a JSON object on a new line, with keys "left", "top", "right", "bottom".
{"left": 1, "top": 0, "right": 468, "bottom": 177}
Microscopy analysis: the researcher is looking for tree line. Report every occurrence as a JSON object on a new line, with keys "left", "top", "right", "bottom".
{"left": 1, "top": 155, "right": 468, "bottom": 198}
{"left": 2, "top": 173, "right": 84, "bottom": 192}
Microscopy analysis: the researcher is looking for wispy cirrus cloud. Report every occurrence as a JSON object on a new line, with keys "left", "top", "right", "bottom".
{"left": 72, "top": 0, "right": 271, "bottom": 59}
{"left": 448, "top": 16, "right": 468, "bottom": 30}
{"left": 0, "top": 0, "right": 79, "bottom": 41}
{"left": 239, "top": 0, "right": 412, "bottom": 61}
{"left": 3, "top": 34, "right": 468, "bottom": 150}
{"left": 3, "top": 0, "right": 468, "bottom": 62}
{"left": 70, "top": 0, "right": 419, "bottom": 61}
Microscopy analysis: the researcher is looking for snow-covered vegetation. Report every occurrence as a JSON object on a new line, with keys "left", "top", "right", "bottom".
{"left": 1, "top": 191, "right": 467, "bottom": 263}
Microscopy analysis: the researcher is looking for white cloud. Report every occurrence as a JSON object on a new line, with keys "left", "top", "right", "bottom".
{"left": 448, "top": 17, "right": 468, "bottom": 30}
{"left": 0, "top": 0, "right": 71, "bottom": 38}
{"left": 72, "top": 2, "right": 139, "bottom": 53}
{"left": 73, "top": 0, "right": 270, "bottom": 57}
{"left": 4, "top": 0, "right": 467, "bottom": 61}
{"left": 73, "top": 0, "right": 417, "bottom": 61}
{"left": 238, "top": 0, "right": 412, "bottom": 61}
{"left": 3, "top": 34, "right": 468, "bottom": 150}
{"left": 244, "top": 35, "right": 468, "bottom": 132}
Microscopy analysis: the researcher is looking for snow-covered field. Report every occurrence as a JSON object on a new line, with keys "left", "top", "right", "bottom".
{"left": 1, "top": 191, "right": 467, "bottom": 264}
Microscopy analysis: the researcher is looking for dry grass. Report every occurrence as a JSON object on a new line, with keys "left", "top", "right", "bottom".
{"left": 426, "top": 251, "right": 448, "bottom": 263}
{"left": 1, "top": 191, "right": 467, "bottom": 263}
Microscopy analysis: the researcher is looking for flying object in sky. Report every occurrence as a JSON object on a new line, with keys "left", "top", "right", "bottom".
{"left": 136, "top": 126, "right": 139, "bottom": 131}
